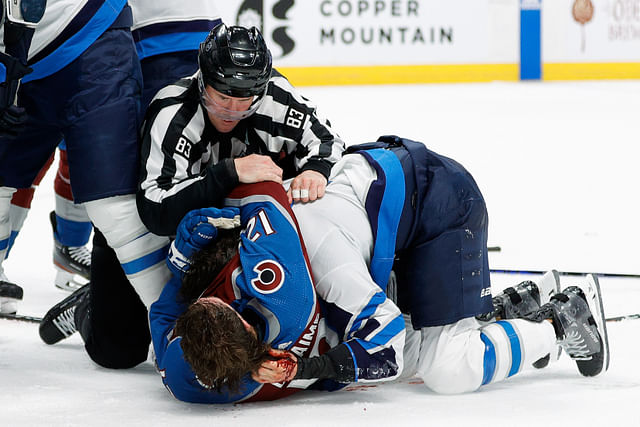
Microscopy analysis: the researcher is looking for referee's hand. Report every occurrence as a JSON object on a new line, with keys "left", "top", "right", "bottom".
{"left": 234, "top": 154, "right": 283, "bottom": 184}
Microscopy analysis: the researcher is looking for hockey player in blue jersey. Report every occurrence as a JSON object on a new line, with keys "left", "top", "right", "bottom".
{"left": 150, "top": 182, "right": 328, "bottom": 402}
{"left": 149, "top": 179, "right": 405, "bottom": 402}
{"left": 159, "top": 136, "right": 609, "bottom": 402}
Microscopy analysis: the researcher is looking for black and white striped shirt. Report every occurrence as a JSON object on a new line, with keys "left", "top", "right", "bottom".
{"left": 137, "top": 69, "right": 345, "bottom": 236}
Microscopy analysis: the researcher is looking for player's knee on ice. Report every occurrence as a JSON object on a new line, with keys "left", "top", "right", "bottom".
{"left": 406, "top": 317, "right": 557, "bottom": 394}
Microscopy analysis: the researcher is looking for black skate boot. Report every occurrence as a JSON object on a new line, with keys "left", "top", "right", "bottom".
{"left": 480, "top": 280, "right": 541, "bottom": 321}
{"left": 477, "top": 270, "right": 561, "bottom": 321}
{"left": 477, "top": 271, "right": 562, "bottom": 369}
{"left": 0, "top": 272, "right": 24, "bottom": 314}
{"left": 50, "top": 211, "right": 91, "bottom": 292}
{"left": 39, "top": 283, "right": 90, "bottom": 345}
{"left": 533, "top": 280, "right": 609, "bottom": 377}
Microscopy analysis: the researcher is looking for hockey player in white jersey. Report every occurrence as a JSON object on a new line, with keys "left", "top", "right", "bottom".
{"left": 129, "top": 1, "right": 222, "bottom": 108}
{"left": 1, "top": 1, "right": 224, "bottom": 299}
{"left": 0, "top": 0, "right": 44, "bottom": 312}
{"left": 257, "top": 135, "right": 609, "bottom": 392}
{"left": 0, "top": 0, "right": 173, "bottom": 368}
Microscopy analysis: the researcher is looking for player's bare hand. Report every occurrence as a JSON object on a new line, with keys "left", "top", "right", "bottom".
{"left": 287, "top": 170, "right": 327, "bottom": 204}
{"left": 252, "top": 348, "right": 298, "bottom": 383}
{"left": 234, "top": 155, "right": 283, "bottom": 184}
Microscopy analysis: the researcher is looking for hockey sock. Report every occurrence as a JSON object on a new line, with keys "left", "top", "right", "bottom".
{"left": 53, "top": 147, "right": 93, "bottom": 246}
{"left": 479, "top": 318, "right": 556, "bottom": 386}
{"left": 0, "top": 187, "right": 17, "bottom": 266}
{"left": 84, "top": 195, "right": 171, "bottom": 307}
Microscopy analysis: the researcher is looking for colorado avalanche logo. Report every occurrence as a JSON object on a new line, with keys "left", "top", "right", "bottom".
{"left": 251, "top": 260, "right": 285, "bottom": 294}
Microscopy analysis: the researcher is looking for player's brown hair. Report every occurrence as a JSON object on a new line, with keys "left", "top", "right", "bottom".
{"left": 175, "top": 298, "right": 271, "bottom": 394}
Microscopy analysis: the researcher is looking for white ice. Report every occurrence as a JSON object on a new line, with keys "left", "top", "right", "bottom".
{"left": 3, "top": 80, "right": 640, "bottom": 426}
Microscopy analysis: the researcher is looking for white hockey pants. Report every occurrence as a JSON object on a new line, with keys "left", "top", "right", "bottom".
{"left": 401, "top": 315, "right": 557, "bottom": 394}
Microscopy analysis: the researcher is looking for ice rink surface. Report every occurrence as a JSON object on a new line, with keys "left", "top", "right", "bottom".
{"left": 2, "top": 80, "right": 640, "bottom": 426}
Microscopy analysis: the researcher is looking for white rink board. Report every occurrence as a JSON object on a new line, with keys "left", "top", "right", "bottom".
{"left": 544, "top": 0, "right": 640, "bottom": 62}
{"left": 215, "top": 0, "right": 520, "bottom": 65}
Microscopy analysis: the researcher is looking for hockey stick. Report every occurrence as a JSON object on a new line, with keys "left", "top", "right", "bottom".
{"left": 0, "top": 312, "right": 42, "bottom": 323}
{"left": 605, "top": 313, "right": 640, "bottom": 323}
{"left": 490, "top": 268, "right": 640, "bottom": 280}
{"left": 1, "top": 307, "right": 636, "bottom": 324}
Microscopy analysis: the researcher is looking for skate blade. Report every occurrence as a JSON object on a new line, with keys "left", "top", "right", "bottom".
{"left": 581, "top": 274, "right": 610, "bottom": 373}
{"left": 0, "top": 298, "right": 19, "bottom": 314}
{"left": 54, "top": 270, "right": 88, "bottom": 293}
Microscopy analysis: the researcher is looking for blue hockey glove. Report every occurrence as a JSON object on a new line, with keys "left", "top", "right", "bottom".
{"left": 167, "top": 207, "right": 241, "bottom": 278}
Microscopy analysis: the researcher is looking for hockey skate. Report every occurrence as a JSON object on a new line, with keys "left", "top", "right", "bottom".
{"left": 535, "top": 278, "right": 609, "bottom": 377}
{"left": 50, "top": 211, "right": 91, "bottom": 292}
{"left": 478, "top": 270, "right": 561, "bottom": 321}
{"left": 476, "top": 271, "right": 562, "bottom": 369}
{"left": 39, "top": 283, "right": 90, "bottom": 345}
{"left": 0, "top": 272, "right": 24, "bottom": 314}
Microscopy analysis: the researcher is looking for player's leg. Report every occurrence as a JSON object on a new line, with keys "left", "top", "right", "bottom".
{"left": 1, "top": 158, "right": 54, "bottom": 312}
{"left": 6, "top": 154, "right": 55, "bottom": 257}
{"left": 83, "top": 195, "right": 170, "bottom": 307}
{"left": 83, "top": 228, "right": 151, "bottom": 368}
{"left": 394, "top": 155, "right": 494, "bottom": 329}
{"left": 0, "top": 85, "right": 63, "bottom": 312}
{"left": 412, "top": 316, "right": 558, "bottom": 394}
{"left": 39, "top": 229, "right": 151, "bottom": 368}
{"left": 62, "top": 23, "right": 170, "bottom": 309}
{"left": 0, "top": 186, "right": 21, "bottom": 313}
{"left": 51, "top": 143, "right": 92, "bottom": 290}
{"left": 0, "top": 187, "right": 17, "bottom": 278}
{"left": 477, "top": 270, "right": 563, "bottom": 368}
{"left": 38, "top": 17, "right": 165, "bottom": 367}
{"left": 410, "top": 276, "right": 609, "bottom": 394}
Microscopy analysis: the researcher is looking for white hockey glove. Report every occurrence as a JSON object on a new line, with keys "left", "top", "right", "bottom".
{"left": 167, "top": 207, "right": 240, "bottom": 279}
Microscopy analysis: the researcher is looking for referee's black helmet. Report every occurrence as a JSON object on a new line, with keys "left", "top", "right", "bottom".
{"left": 198, "top": 23, "right": 272, "bottom": 98}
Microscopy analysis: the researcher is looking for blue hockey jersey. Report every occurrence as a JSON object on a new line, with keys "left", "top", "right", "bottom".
{"left": 149, "top": 182, "right": 323, "bottom": 403}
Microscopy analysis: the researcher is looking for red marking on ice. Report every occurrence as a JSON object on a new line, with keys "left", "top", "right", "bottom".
{"left": 345, "top": 384, "right": 378, "bottom": 391}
